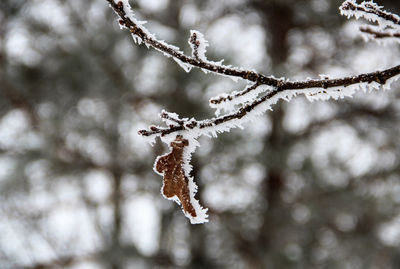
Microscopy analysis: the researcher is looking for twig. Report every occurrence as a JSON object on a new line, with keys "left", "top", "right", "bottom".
{"left": 360, "top": 26, "right": 400, "bottom": 39}
{"left": 106, "top": 0, "right": 283, "bottom": 86}
{"left": 106, "top": 0, "right": 400, "bottom": 223}
{"left": 210, "top": 82, "right": 261, "bottom": 105}
{"left": 340, "top": 0, "right": 400, "bottom": 28}
{"left": 138, "top": 65, "right": 400, "bottom": 137}
{"left": 108, "top": 0, "right": 400, "bottom": 141}
{"left": 107, "top": 0, "right": 400, "bottom": 89}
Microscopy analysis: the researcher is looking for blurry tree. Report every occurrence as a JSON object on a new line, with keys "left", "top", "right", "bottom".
{"left": 1, "top": 0, "right": 400, "bottom": 269}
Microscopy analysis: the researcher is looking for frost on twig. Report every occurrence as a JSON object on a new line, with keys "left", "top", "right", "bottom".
{"left": 359, "top": 26, "right": 400, "bottom": 44}
{"left": 340, "top": 0, "right": 400, "bottom": 44}
{"left": 107, "top": 0, "right": 277, "bottom": 83}
{"left": 340, "top": 0, "right": 400, "bottom": 28}
{"left": 209, "top": 82, "right": 272, "bottom": 116}
{"left": 188, "top": 30, "right": 225, "bottom": 69}
{"left": 106, "top": 0, "right": 400, "bottom": 223}
{"left": 189, "top": 30, "right": 209, "bottom": 62}
{"left": 138, "top": 68, "right": 400, "bottom": 140}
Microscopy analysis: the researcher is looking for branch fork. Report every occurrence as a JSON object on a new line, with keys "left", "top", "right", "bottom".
{"left": 107, "top": 0, "right": 400, "bottom": 223}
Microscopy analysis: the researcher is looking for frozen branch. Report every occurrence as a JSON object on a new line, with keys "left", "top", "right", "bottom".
{"left": 340, "top": 0, "right": 400, "bottom": 29}
{"left": 106, "top": 0, "right": 400, "bottom": 223}
{"left": 107, "top": 0, "right": 400, "bottom": 88}
{"left": 189, "top": 30, "right": 209, "bottom": 62}
{"left": 360, "top": 26, "right": 400, "bottom": 43}
{"left": 340, "top": 0, "right": 400, "bottom": 44}
{"left": 138, "top": 66, "right": 400, "bottom": 139}
{"left": 107, "top": 0, "right": 280, "bottom": 84}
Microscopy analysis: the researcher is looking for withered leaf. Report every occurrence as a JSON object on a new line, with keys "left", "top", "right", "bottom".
{"left": 155, "top": 136, "right": 197, "bottom": 218}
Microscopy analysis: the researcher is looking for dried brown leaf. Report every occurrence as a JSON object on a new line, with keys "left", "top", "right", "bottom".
{"left": 155, "top": 136, "right": 197, "bottom": 218}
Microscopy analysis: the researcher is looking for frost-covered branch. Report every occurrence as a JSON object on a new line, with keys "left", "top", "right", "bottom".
{"left": 340, "top": 0, "right": 400, "bottom": 43}
{"left": 106, "top": 0, "right": 400, "bottom": 224}
{"left": 107, "top": 0, "right": 282, "bottom": 84}
{"left": 360, "top": 26, "right": 400, "bottom": 42}
{"left": 138, "top": 65, "right": 400, "bottom": 138}
{"left": 340, "top": 0, "right": 400, "bottom": 29}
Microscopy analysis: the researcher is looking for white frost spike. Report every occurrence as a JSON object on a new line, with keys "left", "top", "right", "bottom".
{"left": 173, "top": 58, "right": 193, "bottom": 73}
{"left": 141, "top": 134, "right": 156, "bottom": 147}
{"left": 226, "top": 74, "right": 240, "bottom": 83}
{"left": 319, "top": 74, "right": 330, "bottom": 80}
{"left": 383, "top": 74, "right": 400, "bottom": 90}
{"left": 299, "top": 80, "right": 389, "bottom": 102}
{"left": 131, "top": 34, "right": 142, "bottom": 45}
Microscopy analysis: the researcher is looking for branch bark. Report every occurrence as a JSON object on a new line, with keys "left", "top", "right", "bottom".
{"left": 107, "top": 0, "right": 400, "bottom": 90}
{"left": 107, "top": 0, "right": 400, "bottom": 140}
{"left": 105, "top": 0, "right": 400, "bottom": 223}
{"left": 360, "top": 26, "right": 400, "bottom": 39}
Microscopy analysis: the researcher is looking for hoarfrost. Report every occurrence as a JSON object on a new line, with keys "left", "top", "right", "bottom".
{"left": 111, "top": 0, "right": 400, "bottom": 224}
{"left": 144, "top": 73, "right": 398, "bottom": 224}
{"left": 210, "top": 84, "right": 274, "bottom": 116}
{"left": 131, "top": 34, "right": 142, "bottom": 45}
{"left": 189, "top": 30, "right": 209, "bottom": 62}
{"left": 340, "top": 0, "right": 400, "bottom": 30}
{"left": 141, "top": 134, "right": 157, "bottom": 146}
{"left": 114, "top": 0, "right": 192, "bottom": 72}
{"left": 145, "top": 74, "right": 400, "bottom": 145}
{"left": 173, "top": 58, "right": 193, "bottom": 73}
{"left": 359, "top": 26, "right": 400, "bottom": 45}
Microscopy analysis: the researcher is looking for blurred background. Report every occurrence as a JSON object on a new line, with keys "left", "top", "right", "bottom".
{"left": 1, "top": 0, "right": 400, "bottom": 268}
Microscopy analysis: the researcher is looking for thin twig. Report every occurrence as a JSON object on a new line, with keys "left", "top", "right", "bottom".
{"left": 210, "top": 82, "right": 261, "bottom": 105}
{"left": 340, "top": 0, "right": 400, "bottom": 27}
{"left": 360, "top": 26, "right": 400, "bottom": 39}
{"left": 138, "top": 65, "right": 400, "bottom": 137}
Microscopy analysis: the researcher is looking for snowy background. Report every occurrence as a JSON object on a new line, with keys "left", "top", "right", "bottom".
{"left": 1, "top": 0, "right": 400, "bottom": 268}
